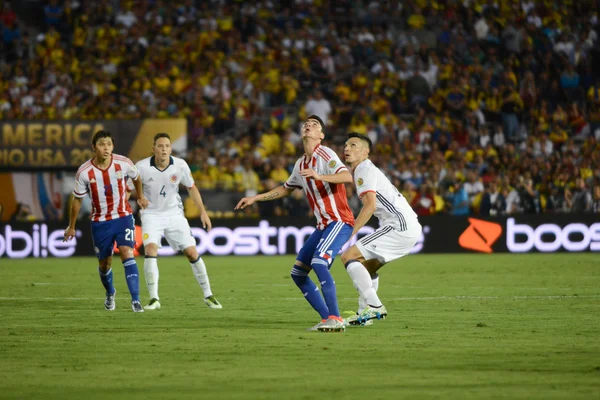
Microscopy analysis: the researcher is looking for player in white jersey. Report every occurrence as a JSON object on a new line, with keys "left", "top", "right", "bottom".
{"left": 235, "top": 115, "right": 355, "bottom": 332}
{"left": 133, "top": 133, "right": 221, "bottom": 310}
{"left": 64, "top": 130, "right": 149, "bottom": 312}
{"left": 340, "top": 133, "right": 422, "bottom": 326}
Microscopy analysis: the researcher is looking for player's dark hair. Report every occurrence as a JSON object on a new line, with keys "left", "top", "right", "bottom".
{"left": 305, "top": 114, "right": 325, "bottom": 131}
{"left": 91, "top": 130, "right": 114, "bottom": 146}
{"left": 154, "top": 132, "right": 171, "bottom": 144}
{"left": 347, "top": 132, "right": 372, "bottom": 152}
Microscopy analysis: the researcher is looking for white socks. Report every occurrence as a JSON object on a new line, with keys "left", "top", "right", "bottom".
{"left": 144, "top": 257, "right": 159, "bottom": 300}
{"left": 191, "top": 257, "right": 213, "bottom": 298}
{"left": 346, "top": 261, "right": 382, "bottom": 308}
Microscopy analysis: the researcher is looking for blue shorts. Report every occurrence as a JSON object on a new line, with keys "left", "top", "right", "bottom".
{"left": 91, "top": 215, "right": 136, "bottom": 260}
{"left": 297, "top": 222, "right": 353, "bottom": 269}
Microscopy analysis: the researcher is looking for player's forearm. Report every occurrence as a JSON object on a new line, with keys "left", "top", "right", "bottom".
{"left": 68, "top": 196, "right": 82, "bottom": 228}
{"left": 133, "top": 176, "right": 145, "bottom": 199}
{"left": 189, "top": 186, "right": 207, "bottom": 213}
{"left": 351, "top": 204, "right": 376, "bottom": 237}
{"left": 256, "top": 185, "right": 293, "bottom": 202}
{"left": 319, "top": 171, "right": 353, "bottom": 184}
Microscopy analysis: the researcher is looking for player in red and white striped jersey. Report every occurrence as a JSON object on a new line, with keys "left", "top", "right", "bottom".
{"left": 235, "top": 115, "right": 354, "bottom": 332}
{"left": 63, "top": 130, "right": 149, "bottom": 313}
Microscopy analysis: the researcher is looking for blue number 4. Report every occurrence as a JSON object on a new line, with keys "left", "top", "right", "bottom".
{"left": 160, "top": 185, "right": 166, "bottom": 197}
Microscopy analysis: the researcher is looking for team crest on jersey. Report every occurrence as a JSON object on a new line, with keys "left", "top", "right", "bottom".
{"left": 357, "top": 178, "right": 364, "bottom": 186}
{"left": 328, "top": 160, "right": 336, "bottom": 168}
{"left": 170, "top": 174, "right": 178, "bottom": 183}
{"left": 115, "top": 171, "right": 123, "bottom": 180}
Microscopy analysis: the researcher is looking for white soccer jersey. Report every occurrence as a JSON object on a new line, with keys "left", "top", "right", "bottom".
{"left": 73, "top": 154, "right": 138, "bottom": 222}
{"left": 135, "top": 156, "right": 195, "bottom": 217}
{"left": 284, "top": 144, "right": 355, "bottom": 230}
{"left": 353, "top": 159, "right": 419, "bottom": 232}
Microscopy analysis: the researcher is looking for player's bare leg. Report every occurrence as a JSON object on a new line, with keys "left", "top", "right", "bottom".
{"left": 119, "top": 246, "right": 143, "bottom": 313}
{"left": 98, "top": 257, "right": 116, "bottom": 311}
{"left": 341, "top": 246, "right": 387, "bottom": 325}
{"left": 143, "top": 243, "right": 161, "bottom": 310}
{"left": 184, "top": 246, "right": 222, "bottom": 309}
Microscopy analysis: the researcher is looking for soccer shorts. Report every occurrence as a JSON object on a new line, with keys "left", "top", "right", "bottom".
{"left": 355, "top": 224, "right": 422, "bottom": 264}
{"left": 141, "top": 213, "right": 196, "bottom": 252}
{"left": 91, "top": 215, "right": 136, "bottom": 260}
{"left": 297, "top": 221, "right": 353, "bottom": 269}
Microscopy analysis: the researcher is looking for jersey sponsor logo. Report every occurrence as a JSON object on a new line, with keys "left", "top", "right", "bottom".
{"left": 459, "top": 218, "right": 502, "bottom": 253}
{"left": 170, "top": 174, "right": 178, "bottom": 183}
{"left": 328, "top": 160, "right": 336, "bottom": 168}
{"left": 357, "top": 178, "right": 364, "bottom": 186}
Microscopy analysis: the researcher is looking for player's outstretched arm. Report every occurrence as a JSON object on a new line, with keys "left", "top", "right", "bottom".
{"left": 187, "top": 185, "right": 212, "bottom": 231}
{"left": 351, "top": 191, "right": 377, "bottom": 237}
{"left": 234, "top": 185, "right": 294, "bottom": 210}
{"left": 132, "top": 175, "right": 148, "bottom": 209}
{"left": 299, "top": 169, "right": 353, "bottom": 184}
{"left": 64, "top": 195, "right": 82, "bottom": 242}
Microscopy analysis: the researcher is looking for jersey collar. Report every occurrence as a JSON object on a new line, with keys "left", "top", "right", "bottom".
{"left": 151, "top": 156, "right": 174, "bottom": 172}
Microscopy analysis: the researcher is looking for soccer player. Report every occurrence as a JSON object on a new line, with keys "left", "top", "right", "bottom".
{"left": 235, "top": 115, "right": 355, "bottom": 332}
{"left": 340, "top": 133, "right": 422, "bottom": 325}
{"left": 133, "top": 133, "right": 221, "bottom": 310}
{"left": 64, "top": 130, "right": 149, "bottom": 312}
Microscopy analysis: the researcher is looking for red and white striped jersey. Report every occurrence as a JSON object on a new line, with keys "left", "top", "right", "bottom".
{"left": 73, "top": 154, "right": 139, "bottom": 222}
{"left": 284, "top": 144, "right": 355, "bottom": 230}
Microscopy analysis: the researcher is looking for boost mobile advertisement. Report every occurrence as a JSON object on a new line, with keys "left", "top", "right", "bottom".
{"left": 0, "top": 214, "right": 598, "bottom": 259}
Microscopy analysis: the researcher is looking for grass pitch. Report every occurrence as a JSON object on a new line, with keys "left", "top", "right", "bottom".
{"left": 0, "top": 254, "right": 599, "bottom": 400}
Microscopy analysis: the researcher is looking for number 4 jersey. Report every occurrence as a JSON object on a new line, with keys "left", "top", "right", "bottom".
{"left": 73, "top": 154, "right": 138, "bottom": 222}
{"left": 134, "top": 156, "right": 195, "bottom": 217}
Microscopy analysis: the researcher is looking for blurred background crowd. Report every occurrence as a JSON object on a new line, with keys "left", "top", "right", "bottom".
{"left": 1, "top": 0, "right": 599, "bottom": 222}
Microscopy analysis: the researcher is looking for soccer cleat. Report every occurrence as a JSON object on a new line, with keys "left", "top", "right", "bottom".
{"left": 344, "top": 313, "right": 373, "bottom": 327}
{"left": 144, "top": 298, "right": 161, "bottom": 310}
{"left": 131, "top": 300, "right": 144, "bottom": 313}
{"left": 204, "top": 296, "right": 222, "bottom": 309}
{"left": 357, "top": 305, "right": 387, "bottom": 324}
{"left": 307, "top": 319, "right": 327, "bottom": 331}
{"left": 317, "top": 317, "right": 345, "bottom": 332}
{"left": 104, "top": 291, "right": 116, "bottom": 311}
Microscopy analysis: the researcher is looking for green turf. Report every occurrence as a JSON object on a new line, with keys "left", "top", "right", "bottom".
{"left": 0, "top": 254, "right": 599, "bottom": 400}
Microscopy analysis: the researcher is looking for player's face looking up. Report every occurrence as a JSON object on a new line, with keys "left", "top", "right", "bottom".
{"left": 153, "top": 137, "right": 172, "bottom": 163}
{"left": 301, "top": 119, "right": 324, "bottom": 141}
{"left": 92, "top": 137, "right": 114, "bottom": 161}
{"left": 344, "top": 137, "right": 369, "bottom": 164}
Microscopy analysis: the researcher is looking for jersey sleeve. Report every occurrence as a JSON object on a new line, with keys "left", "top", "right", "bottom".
{"left": 284, "top": 161, "right": 303, "bottom": 190}
{"left": 73, "top": 169, "right": 88, "bottom": 198}
{"left": 354, "top": 165, "right": 377, "bottom": 199}
{"left": 123, "top": 157, "right": 139, "bottom": 179}
{"left": 179, "top": 160, "right": 195, "bottom": 189}
{"left": 324, "top": 150, "right": 348, "bottom": 175}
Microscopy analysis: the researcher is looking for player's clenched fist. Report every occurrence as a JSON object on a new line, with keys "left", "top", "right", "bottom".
{"left": 235, "top": 197, "right": 255, "bottom": 210}
{"left": 137, "top": 196, "right": 149, "bottom": 209}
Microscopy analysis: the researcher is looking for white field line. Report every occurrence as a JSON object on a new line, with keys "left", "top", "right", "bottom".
{"left": 0, "top": 295, "right": 599, "bottom": 302}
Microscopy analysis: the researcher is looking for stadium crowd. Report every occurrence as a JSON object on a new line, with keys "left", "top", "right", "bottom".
{"left": 1, "top": 0, "right": 599, "bottom": 221}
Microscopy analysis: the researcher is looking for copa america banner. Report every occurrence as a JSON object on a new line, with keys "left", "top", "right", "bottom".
{"left": 0, "top": 119, "right": 187, "bottom": 170}
{"left": 0, "top": 214, "right": 598, "bottom": 259}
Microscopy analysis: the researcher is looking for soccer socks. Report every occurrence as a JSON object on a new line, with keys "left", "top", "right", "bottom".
{"left": 98, "top": 267, "right": 115, "bottom": 295}
{"left": 190, "top": 257, "right": 213, "bottom": 298}
{"left": 372, "top": 273, "right": 379, "bottom": 292}
{"left": 123, "top": 258, "right": 140, "bottom": 302}
{"left": 291, "top": 266, "right": 329, "bottom": 320}
{"left": 345, "top": 260, "right": 382, "bottom": 308}
{"left": 144, "top": 256, "right": 159, "bottom": 300}
{"left": 310, "top": 259, "right": 340, "bottom": 318}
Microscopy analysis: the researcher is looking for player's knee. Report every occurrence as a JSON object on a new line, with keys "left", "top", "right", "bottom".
{"left": 144, "top": 243, "right": 158, "bottom": 257}
{"left": 98, "top": 258, "right": 111, "bottom": 272}
{"left": 341, "top": 246, "right": 360, "bottom": 265}
{"left": 118, "top": 246, "right": 134, "bottom": 260}
{"left": 183, "top": 246, "right": 199, "bottom": 263}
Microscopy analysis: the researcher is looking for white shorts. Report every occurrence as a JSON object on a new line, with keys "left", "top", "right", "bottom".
{"left": 355, "top": 224, "right": 421, "bottom": 264}
{"left": 141, "top": 214, "right": 196, "bottom": 252}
